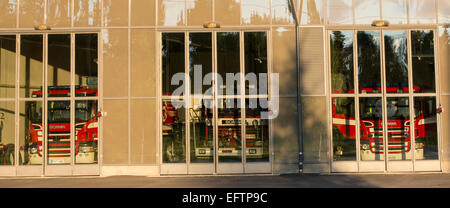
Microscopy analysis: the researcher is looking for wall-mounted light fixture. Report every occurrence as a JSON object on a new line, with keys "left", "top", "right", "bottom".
{"left": 34, "top": 24, "right": 51, "bottom": 30}
{"left": 371, "top": 20, "right": 389, "bottom": 27}
{"left": 203, "top": 22, "right": 220, "bottom": 29}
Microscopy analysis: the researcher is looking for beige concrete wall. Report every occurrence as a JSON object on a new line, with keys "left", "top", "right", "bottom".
{"left": 439, "top": 26, "right": 450, "bottom": 172}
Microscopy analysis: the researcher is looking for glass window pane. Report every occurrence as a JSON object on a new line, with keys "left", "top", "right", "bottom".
{"left": 73, "top": 0, "right": 101, "bottom": 27}
{"left": 0, "top": 35, "right": 16, "bottom": 98}
{"left": 384, "top": 30, "right": 409, "bottom": 93}
{"left": 245, "top": 32, "right": 268, "bottom": 96}
{"left": 354, "top": 0, "right": 380, "bottom": 25}
{"left": 75, "top": 34, "right": 98, "bottom": 97}
{"left": 218, "top": 98, "right": 242, "bottom": 162}
{"left": 47, "top": 34, "right": 71, "bottom": 97}
{"left": 438, "top": 0, "right": 450, "bottom": 24}
{"left": 131, "top": 29, "right": 156, "bottom": 97}
{"left": 245, "top": 98, "right": 269, "bottom": 162}
{"left": 158, "top": 0, "right": 186, "bottom": 26}
{"left": 359, "top": 97, "right": 384, "bottom": 161}
{"left": 162, "top": 33, "right": 185, "bottom": 96}
{"left": 0, "top": 0, "right": 17, "bottom": 28}
{"left": 75, "top": 100, "right": 98, "bottom": 164}
{"left": 242, "top": 0, "right": 270, "bottom": 25}
{"left": 187, "top": 0, "right": 212, "bottom": 26}
{"left": 103, "top": 0, "right": 129, "bottom": 27}
{"left": 412, "top": 30, "right": 435, "bottom": 93}
{"left": 131, "top": 0, "right": 156, "bottom": 26}
{"left": 414, "top": 97, "right": 438, "bottom": 160}
{"left": 272, "top": 0, "right": 295, "bottom": 25}
{"left": 300, "top": 0, "right": 324, "bottom": 25}
{"left": 162, "top": 99, "right": 186, "bottom": 163}
{"left": 332, "top": 97, "right": 356, "bottom": 161}
{"left": 386, "top": 97, "right": 411, "bottom": 161}
{"left": 215, "top": 0, "right": 240, "bottom": 25}
{"left": 20, "top": 101, "right": 43, "bottom": 165}
{"left": 326, "top": 0, "right": 353, "bottom": 25}
{"left": 189, "top": 33, "right": 212, "bottom": 96}
{"left": 190, "top": 98, "right": 213, "bottom": 163}
{"left": 0, "top": 102, "right": 15, "bottom": 165}
{"left": 357, "top": 31, "right": 381, "bottom": 94}
{"left": 330, "top": 30, "right": 354, "bottom": 94}
{"left": 103, "top": 29, "right": 128, "bottom": 97}
{"left": 382, "top": 0, "right": 407, "bottom": 24}
{"left": 47, "top": 0, "right": 71, "bottom": 28}
{"left": 47, "top": 100, "right": 71, "bottom": 165}
{"left": 19, "top": 0, "right": 45, "bottom": 28}
{"left": 409, "top": 0, "right": 436, "bottom": 24}
{"left": 217, "top": 32, "right": 240, "bottom": 96}
{"left": 20, "top": 35, "right": 43, "bottom": 98}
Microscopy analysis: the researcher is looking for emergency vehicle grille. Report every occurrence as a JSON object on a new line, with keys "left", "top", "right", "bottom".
{"left": 48, "top": 134, "right": 71, "bottom": 157}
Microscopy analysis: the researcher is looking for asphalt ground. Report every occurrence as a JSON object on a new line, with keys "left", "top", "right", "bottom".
{"left": 1, "top": 173, "right": 450, "bottom": 188}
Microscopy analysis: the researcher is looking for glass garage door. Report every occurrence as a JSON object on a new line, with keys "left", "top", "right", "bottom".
{"left": 330, "top": 29, "right": 440, "bottom": 172}
{"left": 0, "top": 32, "right": 100, "bottom": 176}
{"left": 160, "top": 31, "right": 272, "bottom": 174}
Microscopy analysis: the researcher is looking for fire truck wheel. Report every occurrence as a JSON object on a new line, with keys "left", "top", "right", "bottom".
{"left": 5, "top": 144, "right": 14, "bottom": 165}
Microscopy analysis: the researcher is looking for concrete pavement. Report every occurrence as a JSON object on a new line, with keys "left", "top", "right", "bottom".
{"left": 1, "top": 173, "right": 450, "bottom": 188}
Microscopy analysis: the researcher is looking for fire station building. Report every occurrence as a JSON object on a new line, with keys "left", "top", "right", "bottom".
{"left": 0, "top": 0, "right": 449, "bottom": 176}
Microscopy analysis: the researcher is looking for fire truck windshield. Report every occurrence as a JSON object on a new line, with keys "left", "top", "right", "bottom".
{"left": 47, "top": 101, "right": 94, "bottom": 123}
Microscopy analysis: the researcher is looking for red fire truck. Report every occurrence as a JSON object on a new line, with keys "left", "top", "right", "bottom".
{"left": 332, "top": 87, "right": 437, "bottom": 160}
{"left": 162, "top": 99, "right": 267, "bottom": 161}
{"left": 25, "top": 86, "right": 98, "bottom": 165}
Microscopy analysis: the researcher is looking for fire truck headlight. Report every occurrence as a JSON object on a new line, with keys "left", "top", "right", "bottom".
{"left": 361, "top": 144, "right": 370, "bottom": 150}
{"left": 87, "top": 122, "right": 98, "bottom": 129}
{"left": 415, "top": 143, "right": 424, "bottom": 149}
{"left": 30, "top": 147, "right": 38, "bottom": 154}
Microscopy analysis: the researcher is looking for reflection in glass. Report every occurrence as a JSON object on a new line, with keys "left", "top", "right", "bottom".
{"left": 48, "top": 34, "right": 71, "bottom": 97}
{"left": 409, "top": 0, "right": 436, "bottom": 24}
{"left": 158, "top": 0, "right": 186, "bottom": 26}
{"left": 0, "top": 35, "right": 16, "bottom": 98}
{"left": 386, "top": 97, "right": 411, "bottom": 161}
{"left": 332, "top": 97, "right": 356, "bottom": 161}
{"left": 414, "top": 97, "right": 438, "bottom": 160}
{"left": 272, "top": 0, "right": 295, "bottom": 25}
{"left": 245, "top": 99, "right": 269, "bottom": 162}
{"left": 354, "top": 0, "right": 380, "bottom": 25}
{"left": 75, "top": 100, "right": 98, "bottom": 164}
{"left": 75, "top": 34, "right": 98, "bottom": 97}
{"left": 382, "top": 0, "right": 407, "bottom": 24}
{"left": 330, "top": 30, "right": 354, "bottom": 94}
{"left": 217, "top": 32, "right": 240, "bottom": 96}
{"left": 0, "top": 0, "right": 17, "bottom": 28}
{"left": 300, "top": 0, "right": 324, "bottom": 25}
{"left": 384, "top": 30, "right": 409, "bottom": 93}
{"left": 0, "top": 102, "right": 15, "bottom": 165}
{"left": 412, "top": 30, "right": 435, "bottom": 93}
{"left": 438, "top": 0, "right": 450, "bottom": 24}
{"left": 359, "top": 97, "right": 384, "bottom": 161}
{"left": 20, "top": 35, "right": 43, "bottom": 98}
{"left": 162, "top": 33, "right": 185, "bottom": 96}
{"left": 242, "top": 0, "right": 270, "bottom": 25}
{"left": 162, "top": 100, "right": 186, "bottom": 163}
{"left": 218, "top": 98, "right": 242, "bottom": 162}
{"left": 47, "top": 100, "right": 71, "bottom": 165}
{"left": 358, "top": 31, "right": 381, "bottom": 94}
{"left": 190, "top": 98, "right": 213, "bottom": 163}
{"left": 189, "top": 33, "right": 212, "bottom": 96}
{"left": 326, "top": 0, "right": 353, "bottom": 25}
{"left": 245, "top": 32, "right": 268, "bottom": 95}
{"left": 20, "top": 101, "right": 42, "bottom": 165}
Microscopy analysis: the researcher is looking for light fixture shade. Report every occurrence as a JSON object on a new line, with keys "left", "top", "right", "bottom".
{"left": 371, "top": 20, "right": 389, "bottom": 27}
{"left": 34, "top": 24, "right": 51, "bottom": 30}
{"left": 203, "top": 22, "right": 220, "bottom": 28}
